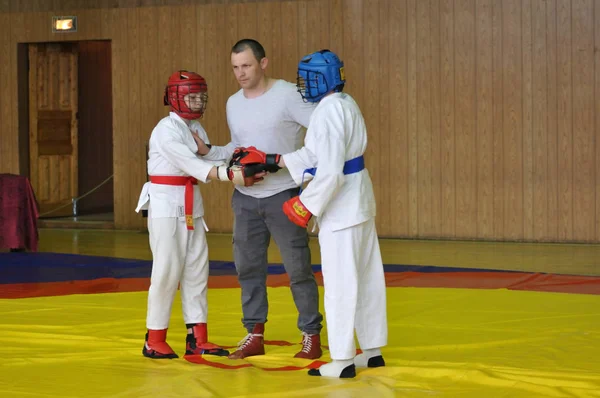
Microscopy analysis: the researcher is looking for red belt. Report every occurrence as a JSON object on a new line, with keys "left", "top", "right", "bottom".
{"left": 149, "top": 176, "right": 198, "bottom": 230}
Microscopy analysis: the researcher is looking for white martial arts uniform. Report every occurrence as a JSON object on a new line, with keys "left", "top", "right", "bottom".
{"left": 282, "top": 93, "right": 388, "bottom": 360}
{"left": 135, "top": 112, "right": 222, "bottom": 330}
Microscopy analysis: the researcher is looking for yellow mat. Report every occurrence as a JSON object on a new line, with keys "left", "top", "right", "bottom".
{"left": 1, "top": 286, "right": 599, "bottom": 397}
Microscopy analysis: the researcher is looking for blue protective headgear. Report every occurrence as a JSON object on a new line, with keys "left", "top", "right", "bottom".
{"left": 297, "top": 49, "right": 345, "bottom": 103}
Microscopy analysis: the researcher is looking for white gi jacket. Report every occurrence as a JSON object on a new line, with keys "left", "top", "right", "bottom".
{"left": 135, "top": 112, "right": 222, "bottom": 220}
{"left": 282, "top": 93, "right": 377, "bottom": 232}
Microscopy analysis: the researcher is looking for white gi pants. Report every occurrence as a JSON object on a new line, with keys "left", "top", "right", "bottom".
{"left": 318, "top": 218, "right": 388, "bottom": 360}
{"left": 146, "top": 216, "right": 210, "bottom": 329}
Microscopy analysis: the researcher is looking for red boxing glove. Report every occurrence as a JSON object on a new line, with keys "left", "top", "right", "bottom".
{"left": 282, "top": 196, "right": 312, "bottom": 228}
{"left": 230, "top": 147, "right": 246, "bottom": 165}
{"left": 217, "top": 165, "right": 264, "bottom": 187}
{"left": 231, "top": 146, "right": 281, "bottom": 173}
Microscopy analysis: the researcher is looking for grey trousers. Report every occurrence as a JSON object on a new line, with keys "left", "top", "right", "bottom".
{"left": 232, "top": 188, "right": 323, "bottom": 335}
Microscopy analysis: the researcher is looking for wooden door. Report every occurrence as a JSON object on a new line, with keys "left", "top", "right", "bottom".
{"left": 28, "top": 43, "right": 78, "bottom": 217}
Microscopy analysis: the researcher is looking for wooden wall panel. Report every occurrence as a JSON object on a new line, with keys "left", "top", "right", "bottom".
{"left": 415, "top": 0, "right": 432, "bottom": 236}
{"left": 0, "top": 13, "right": 11, "bottom": 172}
{"left": 596, "top": 0, "right": 600, "bottom": 242}
{"left": 138, "top": 6, "right": 158, "bottom": 151}
{"left": 476, "top": 0, "right": 493, "bottom": 239}
{"left": 198, "top": 4, "right": 231, "bottom": 233}
{"left": 364, "top": 0, "right": 382, "bottom": 235}
{"left": 237, "top": 2, "right": 258, "bottom": 41}
{"left": 377, "top": 0, "right": 391, "bottom": 237}
{"left": 531, "top": 0, "right": 547, "bottom": 240}
{"left": 328, "top": 0, "right": 343, "bottom": 56}
{"left": 406, "top": 0, "right": 418, "bottom": 236}
{"left": 389, "top": 0, "right": 410, "bottom": 237}
{"left": 429, "top": 0, "right": 442, "bottom": 239}
{"left": 126, "top": 7, "right": 144, "bottom": 225}
{"left": 522, "top": 0, "right": 534, "bottom": 240}
{"left": 491, "top": 0, "right": 504, "bottom": 238}
{"left": 0, "top": 0, "right": 309, "bottom": 13}
{"left": 269, "top": 3, "right": 286, "bottom": 79}
{"left": 280, "top": 1, "right": 299, "bottom": 83}
{"left": 455, "top": 0, "right": 477, "bottom": 238}
{"left": 557, "top": 1, "right": 573, "bottom": 240}
{"left": 108, "top": 8, "right": 128, "bottom": 227}
{"left": 440, "top": 0, "right": 456, "bottom": 237}
{"left": 176, "top": 6, "right": 194, "bottom": 69}
{"left": 502, "top": 0, "right": 523, "bottom": 240}
{"left": 572, "top": 0, "right": 595, "bottom": 241}
{"left": 217, "top": 2, "right": 236, "bottom": 232}
{"left": 305, "top": 0, "right": 330, "bottom": 61}
{"left": 545, "top": 0, "right": 559, "bottom": 239}
{"left": 2, "top": 13, "right": 20, "bottom": 174}
{"left": 0, "top": 0, "right": 598, "bottom": 242}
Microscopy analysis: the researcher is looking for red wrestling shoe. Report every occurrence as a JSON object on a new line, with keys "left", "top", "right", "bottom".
{"left": 294, "top": 332, "right": 323, "bottom": 359}
{"left": 227, "top": 323, "right": 265, "bottom": 359}
{"left": 185, "top": 323, "right": 229, "bottom": 356}
{"left": 142, "top": 329, "right": 178, "bottom": 359}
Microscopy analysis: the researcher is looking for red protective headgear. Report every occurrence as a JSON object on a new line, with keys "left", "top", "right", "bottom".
{"left": 164, "top": 70, "right": 208, "bottom": 120}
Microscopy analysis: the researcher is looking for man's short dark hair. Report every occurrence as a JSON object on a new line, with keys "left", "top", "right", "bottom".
{"left": 231, "top": 39, "right": 266, "bottom": 62}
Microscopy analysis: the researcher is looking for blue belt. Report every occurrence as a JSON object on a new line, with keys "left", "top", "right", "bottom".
{"left": 300, "top": 155, "right": 365, "bottom": 192}
{"left": 303, "top": 155, "right": 365, "bottom": 177}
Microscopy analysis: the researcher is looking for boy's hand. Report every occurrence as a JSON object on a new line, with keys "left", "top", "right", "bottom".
{"left": 217, "top": 165, "right": 266, "bottom": 187}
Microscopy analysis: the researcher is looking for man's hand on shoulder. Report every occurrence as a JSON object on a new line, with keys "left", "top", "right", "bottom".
{"left": 191, "top": 130, "right": 211, "bottom": 156}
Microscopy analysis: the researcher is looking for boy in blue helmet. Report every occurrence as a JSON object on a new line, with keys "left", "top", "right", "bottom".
{"left": 234, "top": 50, "right": 388, "bottom": 378}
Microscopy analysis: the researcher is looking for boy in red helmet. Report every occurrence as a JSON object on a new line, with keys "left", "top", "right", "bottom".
{"left": 135, "top": 70, "right": 264, "bottom": 359}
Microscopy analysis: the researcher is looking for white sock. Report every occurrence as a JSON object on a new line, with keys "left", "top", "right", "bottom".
{"left": 316, "top": 359, "right": 354, "bottom": 377}
{"left": 354, "top": 348, "right": 382, "bottom": 368}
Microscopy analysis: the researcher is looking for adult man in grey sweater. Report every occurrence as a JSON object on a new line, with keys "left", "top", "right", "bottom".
{"left": 196, "top": 39, "right": 323, "bottom": 360}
